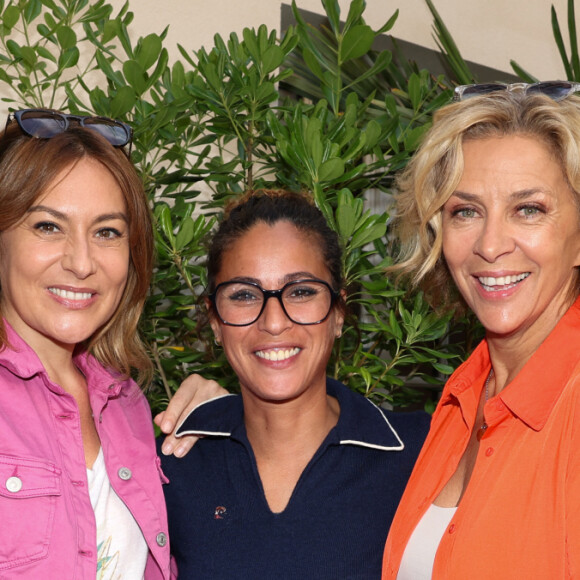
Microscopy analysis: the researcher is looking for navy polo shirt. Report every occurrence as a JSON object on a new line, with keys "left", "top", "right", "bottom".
{"left": 159, "top": 378, "right": 429, "bottom": 580}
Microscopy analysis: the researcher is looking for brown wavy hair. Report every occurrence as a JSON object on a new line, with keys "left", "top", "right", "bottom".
{"left": 0, "top": 117, "right": 154, "bottom": 385}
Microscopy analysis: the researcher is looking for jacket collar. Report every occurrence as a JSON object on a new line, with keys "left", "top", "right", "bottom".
{"left": 176, "top": 377, "right": 405, "bottom": 451}
{"left": 0, "top": 320, "right": 125, "bottom": 397}
{"left": 440, "top": 296, "right": 580, "bottom": 431}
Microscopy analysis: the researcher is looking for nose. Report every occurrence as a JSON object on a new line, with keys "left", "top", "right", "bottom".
{"left": 61, "top": 235, "right": 96, "bottom": 279}
{"left": 473, "top": 214, "right": 516, "bottom": 262}
{"left": 256, "top": 295, "right": 293, "bottom": 334}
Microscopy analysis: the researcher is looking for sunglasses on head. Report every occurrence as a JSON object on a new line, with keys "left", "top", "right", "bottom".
{"left": 453, "top": 81, "right": 580, "bottom": 102}
{"left": 6, "top": 108, "right": 133, "bottom": 153}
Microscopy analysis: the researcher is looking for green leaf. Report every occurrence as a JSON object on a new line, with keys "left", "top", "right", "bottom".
{"left": 20, "top": 46, "right": 37, "bottom": 67}
{"left": 404, "top": 124, "right": 430, "bottom": 152}
{"left": 36, "top": 45, "right": 57, "bottom": 63}
{"left": 156, "top": 205, "right": 175, "bottom": 245}
{"left": 363, "top": 120, "right": 381, "bottom": 149}
{"left": 3, "top": 6, "right": 20, "bottom": 29}
{"left": 123, "top": 60, "right": 146, "bottom": 94}
{"left": 568, "top": 0, "right": 580, "bottom": 79}
{"left": 344, "top": 0, "right": 365, "bottom": 29}
{"left": 56, "top": 25, "right": 77, "bottom": 50}
{"left": 0, "top": 68, "right": 14, "bottom": 83}
{"left": 110, "top": 85, "right": 136, "bottom": 118}
{"left": 322, "top": 0, "right": 341, "bottom": 34}
{"left": 261, "top": 45, "right": 284, "bottom": 75}
{"left": 318, "top": 157, "right": 344, "bottom": 182}
{"left": 175, "top": 218, "right": 195, "bottom": 250}
{"left": 242, "top": 27, "right": 260, "bottom": 60}
{"left": 376, "top": 9, "right": 399, "bottom": 35}
{"left": 136, "top": 33, "right": 162, "bottom": 71}
{"left": 351, "top": 222, "right": 386, "bottom": 249}
{"left": 551, "top": 5, "right": 572, "bottom": 80}
{"left": 509, "top": 60, "right": 536, "bottom": 83}
{"left": 58, "top": 46, "right": 79, "bottom": 70}
{"left": 6, "top": 39, "right": 21, "bottom": 59}
{"left": 340, "top": 25, "right": 373, "bottom": 62}
{"left": 24, "top": 0, "right": 42, "bottom": 23}
{"left": 433, "top": 363, "right": 455, "bottom": 375}
{"left": 408, "top": 73, "right": 422, "bottom": 110}
{"left": 336, "top": 194, "right": 357, "bottom": 238}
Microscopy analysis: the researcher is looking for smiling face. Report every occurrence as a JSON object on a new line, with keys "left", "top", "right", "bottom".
{"left": 0, "top": 157, "right": 130, "bottom": 358}
{"left": 209, "top": 220, "right": 344, "bottom": 405}
{"left": 442, "top": 134, "right": 580, "bottom": 344}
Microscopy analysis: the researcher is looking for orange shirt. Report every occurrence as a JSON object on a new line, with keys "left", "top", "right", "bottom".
{"left": 382, "top": 297, "right": 580, "bottom": 579}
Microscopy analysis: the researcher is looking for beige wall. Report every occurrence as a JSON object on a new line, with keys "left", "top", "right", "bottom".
{"left": 112, "top": 0, "right": 570, "bottom": 80}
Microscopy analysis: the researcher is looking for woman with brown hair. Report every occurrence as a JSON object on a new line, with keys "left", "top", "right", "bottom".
{"left": 0, "top": 109, "right": 170, "bottom": 579}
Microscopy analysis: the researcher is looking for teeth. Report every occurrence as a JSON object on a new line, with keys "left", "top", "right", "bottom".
{"left": 49, "top": 288, "right": 93, "bottom": 301}
{"left": 478, "top": 273, "right": 529, "bottom": 290}
{"left": 255, "top": 347, "right": 301, "bottom": 361}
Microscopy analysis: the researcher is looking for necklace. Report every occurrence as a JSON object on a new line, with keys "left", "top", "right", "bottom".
{"left": 476, "top": 369, "right": 494, "bottom": 441}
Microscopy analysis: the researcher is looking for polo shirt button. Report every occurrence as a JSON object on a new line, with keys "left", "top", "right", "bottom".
{"left": 6, "top": 476, "right": 22, "bottom": 493}
{"left": 156, "top": 532, "right": 168, "bottom": 547}
{"left": 448, "top": 524, "right": 456, "bottom": 534}
{"left": 118, "top": 467, "right": 132, "bottom": 480}
{"left": 485, "top": 447, "right": 494, "bottom": 457}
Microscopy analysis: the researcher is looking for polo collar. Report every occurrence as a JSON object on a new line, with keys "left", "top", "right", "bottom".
{"left": 176, "top": 377, "right": 404, "bottom": 451}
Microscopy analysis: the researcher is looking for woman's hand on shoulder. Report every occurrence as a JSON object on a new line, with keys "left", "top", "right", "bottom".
{"left": 155, "top": 374, "right": 227, "bottom": 457}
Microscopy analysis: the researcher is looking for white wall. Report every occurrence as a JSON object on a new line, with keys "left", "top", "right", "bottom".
{"left": 111, "top": 0, "right": 571, "bottom": 81}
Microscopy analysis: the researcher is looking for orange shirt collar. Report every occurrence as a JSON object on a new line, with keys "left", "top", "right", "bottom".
{"left": 440, "top": 295, "right": 580, "bottom": 432}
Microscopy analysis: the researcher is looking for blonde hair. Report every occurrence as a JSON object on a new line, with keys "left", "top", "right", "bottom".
{"left": 392, "top": 91, "right": 580, "bottom": 311}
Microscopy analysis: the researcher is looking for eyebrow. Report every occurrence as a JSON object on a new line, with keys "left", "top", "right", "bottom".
{"left": 450, "top": 188, "right": 550, "bottom": 203}
{"left": 27, "top": 205, "right": 128, "bottom": 224}
{"left": 224, "top": 272, "right": 322, "bottom": 287}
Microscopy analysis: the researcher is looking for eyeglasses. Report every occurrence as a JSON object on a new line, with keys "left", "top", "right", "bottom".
{"left": 209, "top": 279, "right": 339, "bottom": 327}
{"left": 453, "top": 81, "right": 580, "bottom": 102}
{"left": 6, "top": 109, "right": 133, "bottom": 152}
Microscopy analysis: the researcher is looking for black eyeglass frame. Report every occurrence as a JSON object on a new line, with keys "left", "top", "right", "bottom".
{"left": 208, "top": 278, "right": 340, "bottom": 327}
{"left": 453, "top": 81, "right": 580, "bottom": 102}
{"left": 7, "top": 108, "right": 133, "bottom": 154}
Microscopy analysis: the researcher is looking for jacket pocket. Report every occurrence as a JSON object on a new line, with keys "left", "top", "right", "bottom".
{"left": 0, "top": 455, "right": 61, "bottom": 570}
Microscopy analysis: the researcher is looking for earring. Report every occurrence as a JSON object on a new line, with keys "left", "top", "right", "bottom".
{"left": 336, "top": 329, "right": 342, "bottom": 338}
{"left": 214, "top": 337, "right": 221, "bottom": 346}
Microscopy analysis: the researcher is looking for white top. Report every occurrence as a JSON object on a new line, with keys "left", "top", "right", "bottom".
{"left": 87, "top": 448, "right": 148, "bottom": 579}
{"left": 396, "top": 504, "right": 457, "bottom": 580}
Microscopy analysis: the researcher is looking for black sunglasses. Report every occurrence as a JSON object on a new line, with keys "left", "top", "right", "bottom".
{"left": 6, "top": 109, "right": 133, "bottom": 153}
{"left": 453, "top": 81, "right": 580, "bottom": 102}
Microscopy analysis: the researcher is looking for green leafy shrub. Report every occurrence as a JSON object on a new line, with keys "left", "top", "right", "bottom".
{"left": 0, "top": 0, "right": 463, "bottom": 414}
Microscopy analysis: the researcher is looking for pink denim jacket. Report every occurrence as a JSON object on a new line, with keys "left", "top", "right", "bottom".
{"left": 0, "top": 323, "right": 171, "bottom": 579}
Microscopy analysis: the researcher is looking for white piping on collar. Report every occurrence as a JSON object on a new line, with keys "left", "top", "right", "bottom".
{"left": 175, "top": 393, "right": 237, "bottom": 437}
{"left": 339, "top": 396, "right": 405, "bottom": 451}
{"left": 178, "top": 429, "right": 232, "bottom": 437}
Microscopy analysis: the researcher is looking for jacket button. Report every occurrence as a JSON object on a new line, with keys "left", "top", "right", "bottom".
{"left": 6, "top": 476, "right": 22, "bottom": 493}
{"left": 118, "top": 467, "right": 132, "bottom": 481}
{"left": 156, "top": 532, "right": 168, "bottom": 547}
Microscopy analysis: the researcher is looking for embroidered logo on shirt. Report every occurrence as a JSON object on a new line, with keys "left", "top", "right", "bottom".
{"left": 214, "top": 506, "right": 227, "bottom": 519}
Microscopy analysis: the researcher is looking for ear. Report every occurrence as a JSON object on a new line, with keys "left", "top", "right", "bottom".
{"left": 205, "top": 297, "right": 223, "bottom": 344}
{"left": 334, "top": 289, "right": 347, "bottom": 338}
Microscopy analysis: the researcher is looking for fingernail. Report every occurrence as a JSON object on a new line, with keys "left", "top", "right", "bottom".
{"left": 161, "top": 442, "right": 174, "bottom": 456}
{"left": 174, "top": 445, "right": 186, "bottom": 458}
